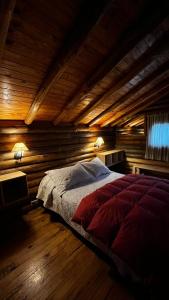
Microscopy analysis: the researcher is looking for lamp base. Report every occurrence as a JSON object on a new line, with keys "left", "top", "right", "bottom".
{"left": 14, "top": 151, "right": 22, "bottom": 160}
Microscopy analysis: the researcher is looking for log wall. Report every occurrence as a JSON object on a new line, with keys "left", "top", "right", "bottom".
{"left": 0, "top": 121, "right": 115, "bottom": 200}
{"left": 116, "top": 127, "right": 145, "bottom": 173}
{"left": 116, "top": 126, "right": 169, "bottom": 177}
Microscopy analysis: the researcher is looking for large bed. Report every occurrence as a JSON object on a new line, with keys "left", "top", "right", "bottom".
{"left": 37, "top": 171, "right": 123, "bottom": 238}
{"left": 37, "top": 168, "right": 139, "bottom": 280}
{"left": 37, "top": 158, "right": 169, "bottom": 285}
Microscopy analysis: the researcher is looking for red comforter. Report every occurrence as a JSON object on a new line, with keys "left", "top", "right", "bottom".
{"left": 72, "top": 174, "right": 169, "bottom": 279}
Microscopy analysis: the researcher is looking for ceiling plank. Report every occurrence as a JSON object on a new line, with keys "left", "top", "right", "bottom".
{"left": 108, "top": 78, "right": 169, "bottom": 127}
{"left": 53, "top": 5, "right": 167, "bottom": 125}
{"left": 74, "top": 30, "right": 169, "bottom": 125}
{"left": 89, "top": 58, "right": 169, "bottom": 126}
{"left": 0, "top": 0, "right": 16, "bottom": 61}
{"left": 54, "top": 5, "right": 169, "bottom": 126}
{"left": 24, "top": 0, "right": 112, "bottom": 125}
{"left": 101, "top": 73, "right": 169, "bottom": 127}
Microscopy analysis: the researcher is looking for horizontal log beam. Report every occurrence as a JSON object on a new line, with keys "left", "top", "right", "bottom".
{"left": 0, "top": 123, "right": 114, "bottom": 200}
{"left": 0, "top": 153, "right": 95, "bottom": 173}
{"left": 126, "top": 157, "right": 169, "bottom": 168}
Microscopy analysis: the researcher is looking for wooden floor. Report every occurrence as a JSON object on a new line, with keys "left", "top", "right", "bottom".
{"left": 0, "top": 208, "right": 149, "bottom": 300}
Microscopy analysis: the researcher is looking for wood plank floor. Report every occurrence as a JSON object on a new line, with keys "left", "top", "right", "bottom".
{"left": 0, "top": 208, "right": 148, "bottom": 300}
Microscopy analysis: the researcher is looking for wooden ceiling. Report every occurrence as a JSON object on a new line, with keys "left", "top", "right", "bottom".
{"left": 0, "top": 0, "right": 169, "bottom": 127}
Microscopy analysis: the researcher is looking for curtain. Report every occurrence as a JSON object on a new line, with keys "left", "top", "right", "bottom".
{"left": 145, "top": 113, "right": 169, "bottom": 162}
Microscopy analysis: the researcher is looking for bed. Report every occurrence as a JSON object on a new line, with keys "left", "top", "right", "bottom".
{"left": 37, "top": 158, "right": 169, "bottom": 284}
{"left": 37, "top": 170, "right": 124, "bottom": 238}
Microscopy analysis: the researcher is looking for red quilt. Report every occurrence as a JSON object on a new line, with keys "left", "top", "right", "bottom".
{"left": 72, "top": 174, "right": 169, "bottom": 279}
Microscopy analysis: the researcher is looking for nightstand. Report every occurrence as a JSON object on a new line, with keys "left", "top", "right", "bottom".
{"left": 97, "top": 150, "right": 125, "bottom": 167}
{"left": 0, "top": 171, "right": 28, "bottom": 210}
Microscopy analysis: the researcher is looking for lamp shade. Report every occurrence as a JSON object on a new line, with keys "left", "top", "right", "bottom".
{"left": 95, "top": 137, "right": 104, "bottom": 147}
{"left": 12, "top": 143, "right": 28, "bottom": 152}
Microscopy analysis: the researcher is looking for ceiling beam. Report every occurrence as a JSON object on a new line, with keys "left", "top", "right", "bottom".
{"left": 143, "top": 104, "right": 169, "bottom": 113}
{"left": 54, "top": 5, "right": 169, "bottom": 126}
{"left": 123, "top": 115, "right": 144, "bottom": 127}
{"left": 0, "top": 0, "right": 16, "bottom": 61}
{"left": 108, "top": 79, "right": 169, "bottom": 127}
{"left": 130, "top": 119, "right": 144, "bottom": 127}
{"left": 101, "top": 73, "right": 169, "bottom": 127}
{"left": 74, "top": 28, "right": 169, "bottom": 125}
{"left": 89, "top": 58, "right": 169, "bottom": 127}
{"left": 24, "top": 0, "right": 112, "bottom": 125}
{"left": 53, "top": 6, "right": 163, "bottom": 125}
{"left": 115, "top": 87, "right": 169, "bottom": 127}
{"left": 108, "top": 78, "right": 169, "bottom": 127}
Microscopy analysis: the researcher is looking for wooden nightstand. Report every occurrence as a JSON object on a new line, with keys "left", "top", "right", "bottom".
{"left": 97, "top": 150, "right": 125, "bottom": 168}
{"left": 0, "top": 171, "right": 28, "bottom": 210}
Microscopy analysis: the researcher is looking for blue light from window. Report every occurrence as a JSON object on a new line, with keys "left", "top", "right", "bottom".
{"left": 149, "top": 123, "right": 169, "bottom": 148}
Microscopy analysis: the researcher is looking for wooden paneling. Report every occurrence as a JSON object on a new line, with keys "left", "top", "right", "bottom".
{"left": 0, "top": 0, "right": 83, "bottom": 120}
{"left": 53, "top": 0, "right": 154, "bottom": 125}
{"left": 116, "top": 128, "right": 146, "bottom": 174}
{"left": 73, "top": 17, "right": 169, "bottom": 125}
{"left": 0, "top": 121, "right": 114, "bottom": 200}
{"left": 25, "top": 0, "right": 112, "bottom": 125}
{"left": 0, "top": 0, "right": 168, "bottom": 125}
{"left": 116, "top": 126, "right": 169, "bottom": 178}
{"left": 88, "top": 59, "right": 169, "bottom": 127}
{"left": 0, "top": 0, "right": 16, "bottom": 60}
{"left": 0, "top": 0, "right": 169, "bottom": 132}
{"left": 143, "top": 97, "right": 169, "bottom": 113}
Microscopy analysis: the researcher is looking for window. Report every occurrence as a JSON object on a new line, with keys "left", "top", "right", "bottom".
{"left": 145, "top": 113, "right": 169, "bottom": 162}
{"left": 148, "top": 123, "right": 169, "bottom": 148}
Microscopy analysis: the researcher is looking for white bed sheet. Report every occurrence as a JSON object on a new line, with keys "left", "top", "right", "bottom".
{"left": 52, "top": 172, "right": 124, "bottom": 237}
{"left": 37, "top": 172, "right": 124, "bottom": 245}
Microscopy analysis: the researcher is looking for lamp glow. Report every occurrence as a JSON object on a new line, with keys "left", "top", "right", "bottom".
{"left": 94, "top": 137, "right": 104, "bottom": 148}
{"left": 12, "top": 143, "right": 28, "bottom": 160}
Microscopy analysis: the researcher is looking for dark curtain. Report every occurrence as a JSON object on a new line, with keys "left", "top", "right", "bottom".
{"left": 145, "top": 113, "right": 169, "bottom": 162}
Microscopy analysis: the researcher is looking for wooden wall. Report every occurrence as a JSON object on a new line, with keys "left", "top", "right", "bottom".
{"left": 116, "top": 126, "right": 169, "bottom": 176}
{"left": 0, "top": 121, "right": 115, "bottom": 200}
{"left": 116, "top": 127, "right": 145, "bottom": 173}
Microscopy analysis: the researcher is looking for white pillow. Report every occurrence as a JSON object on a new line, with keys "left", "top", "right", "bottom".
{"left": 45, "top": 163, "right": 95, "bottom": 195}
{"left": 80, "top": 157, "right": 111, "bottom": 178}
{"left": 45, "top": 165, "right": 72, "bottom": 178}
